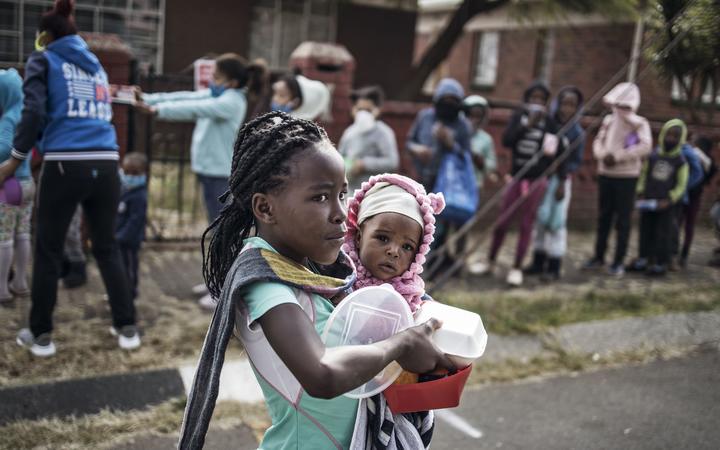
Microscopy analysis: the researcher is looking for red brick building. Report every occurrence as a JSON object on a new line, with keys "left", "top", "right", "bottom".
{"left": 410, "top": 2, "right": 720, "bottom": 226}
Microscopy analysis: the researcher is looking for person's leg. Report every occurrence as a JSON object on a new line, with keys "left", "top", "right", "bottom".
{"left": 80, "top": 161, "right": 136, "bottom": 330}
{"left": 30, "top": 162, "right": 82, "bottom": 337}
{"left": 119, "top": 245, "right": 139, "bottom": 300}
{"left": 63, "top": 205, "right": 86, "bottom": 263}
{"left": 612, "top": 177, "right": 637, "bottom": 267}
{"left": 515, "top": 179, "right": 548, "bottom": 268}
{"left": 9, "top": 186, "right": 34, "bottom": 295}
{"left": 198, "top": 174, "right": 229, "bottom": 225}
{"left": 638, "top": 211, "right": 652, "bottom": 262}
{"left": 681, "top": 189, "right": 703, "bottom": 260}
{"left": 0, "top": 241, "right": 12, "bottom": 301}
{"left": 489, "top": 181, "right": 521, "bottom": 262}
{"left": 526, "top": 220, "right": 548, "bottom": 274}
{"left": 62, "top": 205, "right": 88, "bottom": 288}
{"left": 594, "top": 176, "right": 614, "bottom": 263}
{"left": 655, "top": 209, "right": 674, "bottom": 267}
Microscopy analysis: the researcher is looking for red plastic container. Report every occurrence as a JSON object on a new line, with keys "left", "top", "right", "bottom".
{"left": 383, "top": 365, "right": 472, "bottom": 414}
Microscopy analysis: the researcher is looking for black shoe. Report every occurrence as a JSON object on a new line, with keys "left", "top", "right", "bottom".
{"left": 645, "top": 264, "right": 667, "bottom": 277}
{"left": 63, "top": 262, "right": 87, "bottom": 289}
{"left": 524, "top": 251, "right": 547, "bottom": 276}
{"left": 541, "top": 257, "right": 561, "bottom": 282}
{"left": 582, "top": 257, "right": 604, "bottom": 271}
{"left": 627, "top": 258, "right": 648, "bottom": 273}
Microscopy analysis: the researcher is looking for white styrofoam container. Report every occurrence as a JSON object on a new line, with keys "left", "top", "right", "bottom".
{"left": 414, "top": 301, "right": 488, "bottom": 368}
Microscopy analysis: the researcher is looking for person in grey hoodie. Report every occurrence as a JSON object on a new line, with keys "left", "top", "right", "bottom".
{"left": 583, "top": 82, "right": 652, "bottom": 276}
{"left": 338, "top": 86, "right": 398, "bottom": 192}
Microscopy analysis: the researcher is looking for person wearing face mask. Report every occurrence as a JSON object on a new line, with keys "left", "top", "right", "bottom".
{"left": 135, "top": 54, "right": 266, "bottom": 309}
{"left": 471, "top": 81, "right": 565, "bottom": 287}
{"left": 583, "top": 82, "right": 652, "bottom": 277}
{"left": 338, "top": 86, "right": 398, "bottom": 191}
{"left": 270, "top": 72, "right": 330, "bottom": 121}
{"left": 406, "top": 78, "right": 473, "bottom": 262}
{"left": 524, "top": 86, "right": 585, "bottom": 282}
{"left": 406, "top": 78, "right": 472, "bottom": 191}
{"left": 627, "top": 119, "right": 689, "bottom": 277}
{"left": 116, "top": 153, "right": 148, "bottom": 300}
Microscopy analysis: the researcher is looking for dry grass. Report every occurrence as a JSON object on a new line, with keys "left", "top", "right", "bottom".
{"left": 0, "top": 252, "right": 244, "bottom": 388}
{"left": 436, "top": 284, "right": 720, "bottom": 335}
{"left": 0, "top": 399, "right": 269, "bottom": 450}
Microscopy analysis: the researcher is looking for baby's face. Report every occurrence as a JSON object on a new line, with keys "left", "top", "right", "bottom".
{"left": 355, "top": 212, "right": 423, "bottom": 280}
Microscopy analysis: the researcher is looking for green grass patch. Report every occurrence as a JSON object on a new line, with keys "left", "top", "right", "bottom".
{"left": 436, "top": 285, "right": 720, "bottom": 335}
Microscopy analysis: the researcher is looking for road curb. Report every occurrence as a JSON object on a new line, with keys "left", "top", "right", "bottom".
{"left": 2, "top": 309, "right": 719, "bottom": 425}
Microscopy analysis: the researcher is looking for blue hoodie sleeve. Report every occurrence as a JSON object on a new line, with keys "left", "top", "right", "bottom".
{"left": 683, "top": 145, "right": 704, "bottom": 190}
{"left": 116, "top": 190, "right": 148, "bottom": 247}
{"left": 564, "top": 128, "right": 586, "bottom": 174}
{"left": 11, "top": 52, "right": 48, "bottom": 160}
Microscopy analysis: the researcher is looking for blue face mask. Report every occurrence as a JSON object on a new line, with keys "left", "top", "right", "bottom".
{"left": 271, "top": 102, "right": 293, "bottom": 113}
{"left": 209, "top": 81, "right": 227, "bottom": 98}
{"left": 121, "top": 172, "right": 147, "bottom": 189}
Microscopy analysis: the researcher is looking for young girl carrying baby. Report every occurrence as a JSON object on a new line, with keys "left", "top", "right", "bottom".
{"left": 179, "top": 112, "right": 453, "bottom": 450}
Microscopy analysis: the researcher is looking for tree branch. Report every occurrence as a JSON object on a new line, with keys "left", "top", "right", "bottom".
{"left": 397, "top": 0, "right": 510, "bottom": 100}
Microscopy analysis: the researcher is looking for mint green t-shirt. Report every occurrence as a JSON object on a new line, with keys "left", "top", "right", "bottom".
{"left": 240, "top": 237, "right": 358, "bottom": 450}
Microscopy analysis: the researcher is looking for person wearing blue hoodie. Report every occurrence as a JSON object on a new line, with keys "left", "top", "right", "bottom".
{"left": 116, "top": 153, "right": 148, "bottom": 301}
{"left": 406, "top": 78, "right": 473, "bottom": 256}
{"left": 0, "top": 69, "right": 34, "bottom": 305}
{"left": 526, "top": 86, "right": 586, "bottom": 281}
{"left": 669, "top": 138, "right": 704, "bottom": 269}
{"left": 0, "top": 0, "right": 138, "bottom": 356}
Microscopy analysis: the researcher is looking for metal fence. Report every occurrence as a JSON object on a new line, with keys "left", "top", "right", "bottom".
{"left": 135, "top": 73, "right": 208, "bottom": 241}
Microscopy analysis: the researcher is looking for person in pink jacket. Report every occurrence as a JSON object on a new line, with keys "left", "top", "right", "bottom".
{"left": 583, "top": 82, "right": 652, "bottom": 276}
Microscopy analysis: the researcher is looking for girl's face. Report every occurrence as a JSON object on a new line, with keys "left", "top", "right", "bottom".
{"left": 272, "top": 80, "right": 298, "bottom": 109}
{"left": 212, "top": 69, "right": 238, "bottom": 89}
{"left": 355, "top": 212, "right": 422, "bottom": 280}
{"left": 256, "top": 143, "right": 348, "bottom": 266}
{"left": 467, "top": 106, "right": 487, "bottom": 131}
{"left": 557, "top": 91, "right": 579, "bottom": 124}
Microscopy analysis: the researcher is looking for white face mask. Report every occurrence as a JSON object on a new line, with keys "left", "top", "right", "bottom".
{"left": 353, "top": 109, "right": 376, "bottom": 134}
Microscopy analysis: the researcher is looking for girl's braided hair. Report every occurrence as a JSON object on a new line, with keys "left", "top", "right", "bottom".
{"left": 201, "top": 111, "right": 329, "bottom": 298}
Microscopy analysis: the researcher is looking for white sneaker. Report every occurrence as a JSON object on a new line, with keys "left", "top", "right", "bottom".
{"left": 110, "top": 325, "right": 142, "bottom": 350}
{"left": 16, "top": 328, "right": 56, "bottom": 357}
{"left": 506, "top": 269, "right": 523, "bottom": 287}
{"left": 468, "top": 261, "right": 494, "bottom": 276}
{"left": 192, "top": 283, "right": 209, "bottom": 295}
{"left": 198, "top": 294, "right": 217, "bottom": 310}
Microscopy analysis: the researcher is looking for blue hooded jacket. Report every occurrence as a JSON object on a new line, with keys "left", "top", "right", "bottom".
{"left": 12, "top": 34, "right": 117, "bottom": 162}
{"left": 0, "top": 69, "right": 30, "bottom": 179}
{"left": 406, "top": 78, "right": 472, "bottom": 190}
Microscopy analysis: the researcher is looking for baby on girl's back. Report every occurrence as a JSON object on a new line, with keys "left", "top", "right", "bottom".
{"left": 343, "top": 173, "right": 445, "bottom": 313}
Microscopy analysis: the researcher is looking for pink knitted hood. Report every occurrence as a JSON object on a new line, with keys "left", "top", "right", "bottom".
{"left": 342, "top": 173, "right": 445, "bottom": 312}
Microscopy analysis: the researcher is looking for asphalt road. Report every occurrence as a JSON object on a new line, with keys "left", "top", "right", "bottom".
{"left": 432, "top": 349, "right": 720, "bottom": 450}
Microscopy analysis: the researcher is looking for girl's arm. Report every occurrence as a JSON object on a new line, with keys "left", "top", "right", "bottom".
{"left": 592, "top": 115, "right": 611, "bottom": 159}
{"left": 142, "top": 89, "right": 210, "bottom": 105}
{"left": 155, "top": 93, "right": 246, "bottom": 122}
{"left": 258, "top": 303, "right": 454, "bottom": 399}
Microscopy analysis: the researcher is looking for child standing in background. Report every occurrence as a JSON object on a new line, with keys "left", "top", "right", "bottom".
{"left": 629, "top": 119, "right": 689, "bottom": 276}
{"left": 116, "top": 153, "right": 148, "bottom": 301}
{"left": 0, "top": 69, "right": 33, "bottom": 304}
{"left": 463, "top": 95, "right": 498, "bottom": 197}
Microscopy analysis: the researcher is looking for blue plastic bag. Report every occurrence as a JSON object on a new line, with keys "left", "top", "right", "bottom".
{"left": 433, "top": 151, "right": 478, "bottom": 224}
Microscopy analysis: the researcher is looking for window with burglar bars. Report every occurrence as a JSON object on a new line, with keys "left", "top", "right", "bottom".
{"left": 0, "top": 0, "right": 165, "bottom": 73}
{"left": 248, "top": 0, "right": 337, "bottom": 69}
